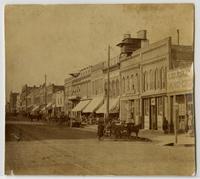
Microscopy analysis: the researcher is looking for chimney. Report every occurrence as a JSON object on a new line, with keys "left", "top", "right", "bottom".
{"left": 123, "top": 34, "right": 131, "bottom": 39}
{"left": 141, "top": 39, "right": 149, "bottom": 48}
{"left": 137, "top": 30, "right": 147, "bottom": 39}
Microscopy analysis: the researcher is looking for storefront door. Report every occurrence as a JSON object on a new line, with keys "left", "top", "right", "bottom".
{"left": 150, "top": 98, "right": 157, "bottom": 130}
{"left": 143, "top": 99, "right": 150, "bottom": 129}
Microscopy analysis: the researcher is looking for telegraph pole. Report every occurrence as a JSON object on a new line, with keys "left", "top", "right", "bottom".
{"left": 106, "top": 45, "right": 110, "bottom": 123}
{"left": 173, "top": 96, "right": 178, "bottom": 144}
{"left": 25, "top": 84, "right": 27, "bottom": 113}
{"left": 45, "top": 74, "right": 47, "bottom": 106}
{"left": 177, "top": 29, "right": 180, "bottom": 45}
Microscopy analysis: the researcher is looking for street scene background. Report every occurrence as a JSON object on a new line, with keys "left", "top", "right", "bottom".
{"left": 5, "top": 4, "right": 195, "bottom": 176}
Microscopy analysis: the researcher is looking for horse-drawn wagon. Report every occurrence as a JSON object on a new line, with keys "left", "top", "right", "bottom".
{"left": 104, "top": 120, "right": 141, "bottom": 139}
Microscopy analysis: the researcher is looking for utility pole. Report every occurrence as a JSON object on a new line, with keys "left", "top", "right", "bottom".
{"left": 173, "top": 96, "right": 178, "bottom": 144}
{"left": 106, "top": 45, "right": 110, "bottom": 123}
{"left": 25, "top": 84, "right": 27, "bottom": 113}
{"left": 45, "top": 74, "right": 47, "bottom": 106}
{"left": 177, "top": 29, "right": 180, "bottom": 45}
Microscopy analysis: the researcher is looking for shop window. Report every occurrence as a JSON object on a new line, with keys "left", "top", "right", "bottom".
{"left": 144, "top": 99, "right": 149, "bottom": 116}
{"left": 157, "top": 97, "right": 163, "bottom": 116}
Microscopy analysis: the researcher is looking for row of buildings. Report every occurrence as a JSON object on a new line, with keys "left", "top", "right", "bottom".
{"left": 8, "top": 30, "right": 194, "bottom": 131}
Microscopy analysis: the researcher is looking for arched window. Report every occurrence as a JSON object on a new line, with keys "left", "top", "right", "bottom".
{"left": 144, "top": 71, "right": 149, "bottom": 91}
{"left": 131, "top": 74, "right": 134, "bottom": 91}
{"left": 146, "top": 71, "right": 149, "bottom": 90}
{"left": 163, "top": 67, "right": 167, "bottom": 89}
{"left": 112, "top": 80, "right": 115, "bottom": 97}
{"left": 149, "top": 70, "right": 152, "bottom": 90}
{"left": 136, "top": 73, "right": 139, "bottom": 92}
{"left": 122, "top": 77, "right": 125, "bottom": 94}
{"left": 143, "top": 71, "right": 147, "bottom": 92}
{"left": 116, "top": 79, "right": 119, "bottom": 96}
{"left": 160, "top": 68, "right": 162, "bottom": 89}
{"left": 155, "top": 68, "right": 158, "bottom": 89}
{"left": 127, "top": 76, "right": 130, "bottom": 91}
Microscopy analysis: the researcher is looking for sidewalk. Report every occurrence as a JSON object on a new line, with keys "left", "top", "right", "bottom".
{"left": 81, "top": 125, "right": 195, "bottom": 146}
{"left": 138, "top": 129, "right": 195, "bottom": 146}
{"left": 6, "top": 120, "right": 46, "bottom": 125}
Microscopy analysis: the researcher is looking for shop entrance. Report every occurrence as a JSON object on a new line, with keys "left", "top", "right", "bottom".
{"left": 143, "top": 97, "right": 165, "bottom": 130}
{"left": 150, "top": 98, "right": 157, "bottom": 130}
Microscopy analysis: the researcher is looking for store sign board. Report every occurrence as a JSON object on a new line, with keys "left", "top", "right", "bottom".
{"left": 151, "top": 98, "right": 155, "bottom": 106}
{"left": 167, "top": 66, "right": 193, "bottom": 93}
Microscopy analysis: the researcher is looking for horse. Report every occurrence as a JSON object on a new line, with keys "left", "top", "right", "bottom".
{"left": 126, "top": 122, "right": 141, "bottom": 138}
{"left": 111, "top": 122, "right": 141, "bottom": 139}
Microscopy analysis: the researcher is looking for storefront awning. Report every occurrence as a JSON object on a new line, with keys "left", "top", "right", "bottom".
{"left": 32, "top": 105, "right": 40, "bottom": 112}
{"left": 83, "top": 96, "right": 104, "bottom": 113}
{"left": 68, "top": 96, "right": 80, "bottom": 100}
{"left": 46, "top": 103, "right": 52, "bottom": 109}
{"left": 96, "top": 97, "right": 120, "bottom": 114}
{"left": 72, "top": 99, "right": 91, "bottom": 112}
{"left": 27, "top": 105, "right": 34, "bottom": 112}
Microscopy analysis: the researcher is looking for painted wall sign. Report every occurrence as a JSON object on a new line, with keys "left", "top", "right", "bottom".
{"left": 167, "top": 66, "right": 193, "bottom": 93}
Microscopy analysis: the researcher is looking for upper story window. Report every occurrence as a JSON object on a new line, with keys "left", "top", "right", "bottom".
{"left": 136, "top": 73, "right": 139, "bottom": 92}
{"left": 122, "top": 77, "right": 125, "bottom": 94}
{"left": 116, "top": 79, "right": 119, "bottom": 96}
{"left": 155, "top": 68, "right": 158, "bottom": 90}
{"left": 127, "top": 76, "right": 130, "bottom": 91}
{"left": 131, "top": 75, "right": 134, "bottom": 91}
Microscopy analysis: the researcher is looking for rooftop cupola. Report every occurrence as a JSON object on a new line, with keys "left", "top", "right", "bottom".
{"left": 117, "top": 30, "right": 148, "bottom": 57}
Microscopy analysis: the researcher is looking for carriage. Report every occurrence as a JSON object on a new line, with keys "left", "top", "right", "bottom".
{"left": 104, "top": 120, "right": 141, "bottom": 139}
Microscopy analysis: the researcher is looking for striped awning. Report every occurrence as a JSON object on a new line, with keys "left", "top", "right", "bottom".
{"left": 32, "top": 105, "right": 40, "bottom": 112}
{"left": 83, "top": 95, "right": 104, "bottom": 113}
{"left": 96, "top": 97, "right": 120, "bottom": 114}
{"left": 72, "top": 99, "right": 91, "bottom": 112}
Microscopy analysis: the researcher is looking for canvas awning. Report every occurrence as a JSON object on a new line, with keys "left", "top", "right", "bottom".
{"left": 46, "top": 103, "right": 52, "bottom": 109}
{"left": 41, "top": 107, "right": 46, "bottom": 111}
{"left": 96, "top": 97, "right": 120, "bottom": 114}
{"left": 27, "top": 105, "right": 34, "bottom": 112}
{"left": 83, "top": 96, "right": 104, "bottom": 113}
{"left": 32, "top": 105, "right": 40, "bottom": 112}
{"left": 72, "top": 99, "right": 91, "bottom": 112}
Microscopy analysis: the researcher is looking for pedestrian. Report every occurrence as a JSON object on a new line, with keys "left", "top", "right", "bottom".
{"left": 163, "top": 117, "right": 168, "bottom": 134}
{"left": 97, "top": 117, "right": 105, "bottom": 141}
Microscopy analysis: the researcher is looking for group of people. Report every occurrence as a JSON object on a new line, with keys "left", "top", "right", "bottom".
{"left": 162, "top": 114, "right": 193, "bottom": 134}
{"left": 26, "top": 111, "right": 70, "bottom": 125}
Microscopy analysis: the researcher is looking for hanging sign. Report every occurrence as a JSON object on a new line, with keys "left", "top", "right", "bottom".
{"left": 151, "top": 98, "right": 155, "bottom": 106}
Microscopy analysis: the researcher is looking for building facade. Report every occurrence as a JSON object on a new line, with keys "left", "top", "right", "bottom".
{"left": 118, "top": 31, "right": 193, "bottom": 131}
{"left": 9, "top": 92, "right": 19, "bottom": 113}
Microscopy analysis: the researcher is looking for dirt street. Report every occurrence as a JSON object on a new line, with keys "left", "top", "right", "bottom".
{"left": 5, "top": 122, "right": 195, "bottom": 176}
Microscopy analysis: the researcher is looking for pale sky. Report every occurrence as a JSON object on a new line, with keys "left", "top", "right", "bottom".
{"left": 5, "top": 4, "right": 194, "bottom": 99}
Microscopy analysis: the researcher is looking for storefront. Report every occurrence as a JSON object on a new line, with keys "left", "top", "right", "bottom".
{"left": 96, "top": 97, "right": 120, "bottom": 119}
{"left": 120, "top": 96, "right": 140, "bottom": 125}
{"left": 71, "top": 99, "right": 91, "bottom": 119}
{"left": 142, "top": 95, "right": 167, "bottom": 130}
{"left": 167, "top": 66, "right": 194, "bottom": 133}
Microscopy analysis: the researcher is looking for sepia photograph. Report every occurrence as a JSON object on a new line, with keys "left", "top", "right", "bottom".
{"left": 5, "top": 3, "right": 195, "bottom": 175}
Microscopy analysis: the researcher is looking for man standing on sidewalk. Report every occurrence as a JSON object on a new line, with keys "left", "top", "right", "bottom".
{"left": 97, "top": 117, "right": 105, "bottom": 141}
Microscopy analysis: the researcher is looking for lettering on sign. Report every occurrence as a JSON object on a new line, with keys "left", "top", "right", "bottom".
{"left": 167, "top": 66, "right": 193, "bottom": 92}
